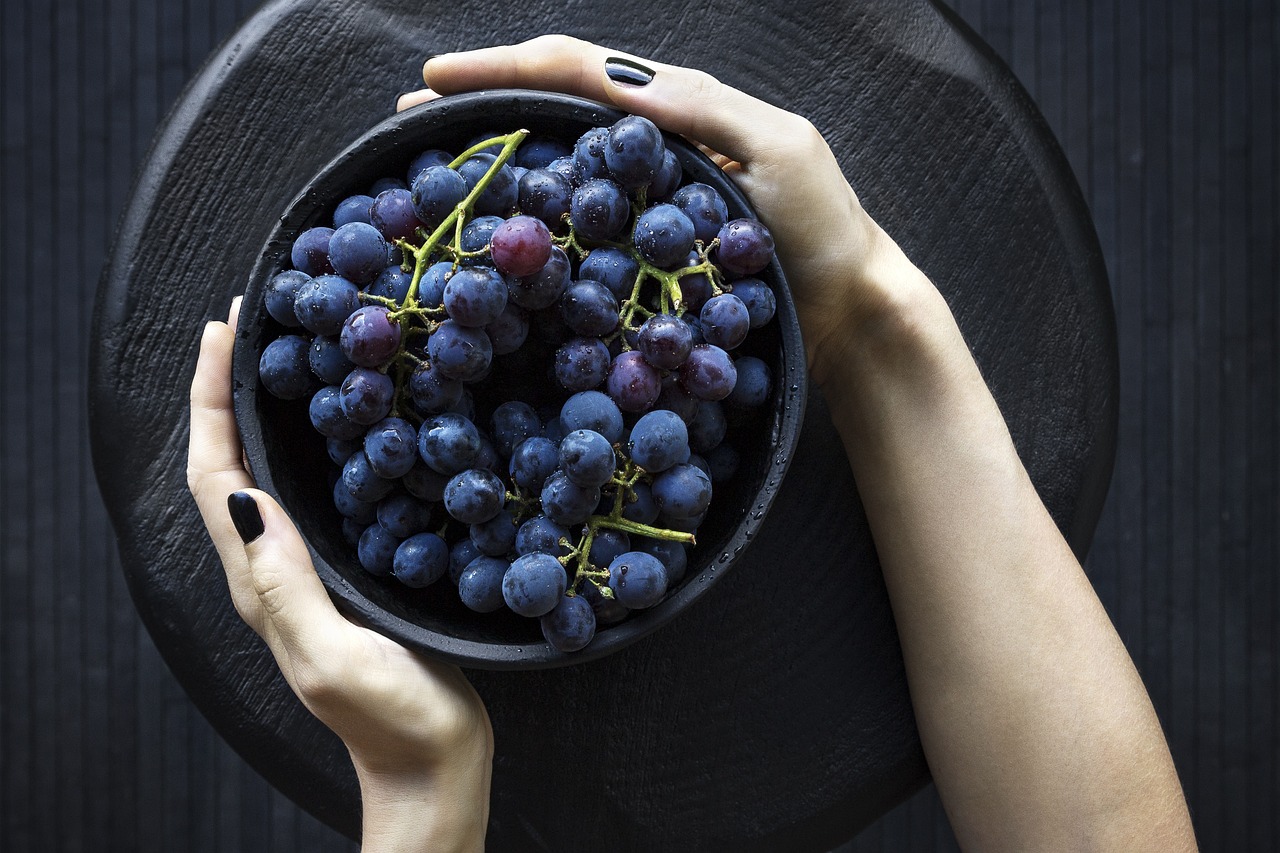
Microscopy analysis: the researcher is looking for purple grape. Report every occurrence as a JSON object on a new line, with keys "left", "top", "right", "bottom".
{"left": 426, "top": 319, "right": 493, "bottom": 381}
{"left": 342, "top": 451, "right": 395, "bottom": 503}
{"left": 333, "top": 477, "right": 377, "bottom": 524}
{"left": 727, "top": 277, "right": 776, "bottom": 328}
{"left": 554, "top": 336, "right": 611, "bottom": 392}
{"left": 369, "top": 188, "right": 423, "bottom": 242}
{"left": 637, "top": 312, "right": 694, "bottom": 370}
{"left": 588, "top": 529, "right": 631, "bottom": 569}
{"left": 290, "top": 227, "right": 334, "bottom": 276}
{"left": 407, "top": 361, "right": 463, "bottom": 415}
{"left": 265, "top": 269, "right": 310, "bottom": 326}
{"left": 572, "top": 127, "right": 611, "bottom": 183}
{"left": 340, "top": 305, "right": 402, "bottom": 367}
{"left": 509, "top": 245, "right": 570, "bottom": 310}
{"left": 410, "top": 164, "right": 468, "bottom": 229}
{"left": 715, "top": 219, "right": 775, "bottom": 275}
{"left": 679, "top": 344, "right": 738, "bottom": 401}
{"left": 699, "top": 293, "right": 750, "bottom": 350}
{"left": 258, "top": 335, "right": 317, "bottom": 400}
{"left": 295, "top": 274, "right": 360, "bottom": 336}
{"left": 671, "top": 183, "right": 729, "bottom": 244}
{"left": 633, "top": 203, "right": 696, "bottom": 268}
{"left": 569, "top": 178, "right": 629, "bottom": 241}
{"left": 309, "top": 385, "right": 365, "bottom": 440}
{"left": 339, "top": 367, "right": 395, "bottom": 424}
{"left": 516, "top": 136, "right": 572, "bottom": 170}
{"left": 687, "top": 400, "right": 727, "bottom": 453}
{"left": 646, "top": 149, "right": 682, "bottom": 201}
{"left": 490, "top": 215, "right": 552, "bottom": 277}
{"left": 407, "top": 149, "right": 453, "bottom": 185}
{"left": 606, "top": 351, "right": 662, "bottom": 413}
{"left": 604, "top": 115, "right": 665, "bottom": 189}
{"left": 443, "top": 266, "right": 508, "bottom": 327}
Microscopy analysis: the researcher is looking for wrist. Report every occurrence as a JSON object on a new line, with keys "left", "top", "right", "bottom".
{"left": 354, "top": 738, "right": 493, "bottom": 853}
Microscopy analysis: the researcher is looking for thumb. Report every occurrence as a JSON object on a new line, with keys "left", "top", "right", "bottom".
{"left": 226, "top": 489, "right": 347, "bottom": 663}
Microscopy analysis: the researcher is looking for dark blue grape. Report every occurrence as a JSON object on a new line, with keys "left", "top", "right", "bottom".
{"left": 329, "top": 222, "right": 389, "bottom": 285}
{"left": 579, "top": 580, "right": 629, "bottom": 626}
{"left": 491, "top": 401, "right": 540, "bottom": 458}
{"left": 342, "top": 518, "right": 365, "bottom": 546}
{"left": 309, "top": 385, "right": 365, "bottom": 440}
{"left": 651, "top": 462, "right": 712, "bottom": 519}
{"left": 676, "top": 254, "right": 715, "bottom": 312}
{"left": 426, "top": 320, "right": 493, "bottom": 382}
{"left": 517, "top": 168, "right": 573, "bottom": 229}
{"left": 687, "top": 400, "right": 727, "bottom": 453}
{"left": 588, "top": 529, "right": 630, "bottom": 569}
{"left": 364, "top": 417, "right": 418, "bottom": 478}
{"left": 358, "top": 524, "right": 401, "bottom": 576}
{"left": 339, "top": 367, "right": 395, "bottom": 424}
{"left": 540, "top": 470, "right": 600, "bottom": 526}
{"left": 484, "top": 303, "right": 530, "bottom": 355}
{"left": 559, "top": 429, "right": 616, "bottom": 489}
{"left": 704, "top": 443, "right": 740, "bottom": 482}
{"left": 540, "top": 594, "right": 596, "bottom": 653}
{"left": 646, "top": 149, "right": 682, "bottom": 201}
{"left": 637, "top": 312, "right": 694, "bottom": 370}
{"left": 671, "top": 183, "right": 729, "bottom": 244}
{"left": 417, "top": 412, "right": 481, "bottom": 475}
{"left": 449, "top": 539, "right": 482, "bottom": 585}
{"left": 417, "top": 261, "right": 453, "bottom": 308}
{"left": 295, "top": 274, "right": 360, "bottom": 336}
{"left": 633, "top": 203, "right": 696, "bottom": 268}
{"left": 443, "top": 265, "right": 508, "bottom": 327}
{"left": 457, "top": 153, "right": 518, "bottom": 217}
{"left": 333, "top": 194, "right": 375, "bottom": 228}
{"left": 470, "top": 509, "right": 517, "bottom": 557}
{"left": 607, "top": 551, "right": 668, "bottom": 609}
{"left": 655, "top": 382, "right": 700, "bottom": 424}
{"left": 726, "top": 356, "right": 771, "bottom": 408}
{"left": 604, "top": 115, "right": 665, "bottom": 189}
{"left": 509, "top": 437, "right": 560, "bottom": 492}
{"left": 560, "top": 279, "right": 618, "bottom": 336}
{"left": 715, "top": 219, "right": 775, "bottom": 275}
{"left": 410, "top": 164, "right": 468, "bottom": 229}
{"left": 407, "top": 149, "right": 453, "bottom": 185}
{"left": 443, "top": 468, "right": 505, "bottom": 524}
{"left": 679, "top": 344, "right": 737, "bottom": 401}
{"left": 699, "top": 293, "right": 750, "bottom": 350}
{"left": 366, "top": 265, "right": 413, "bottom": 304}
{"left": 369, "top": 176, "right": 408, "bottom": 196}
{"left": 342, "top": 450, "right": 396, "bottom": 503}
{"left": 569, "top": 178, "right": 629, "bottom": 241}
{"left": 369, "top": 188, "right": 423, "bottom": 242}
{"left": 516, "top": 135, "right": 572, "bottom": 170}
{"left": 326, "top": 436, "right": 360, "bottom": 467}
{"left": 515, "top": 515, "right": 571, "bottom": 558}
{"left": 290, "top": 227, "right": 334, "bottom": 276}
{"left": 572, "top": 127, "right": 611, "bottom": 183}
{"left": 377, "top": 492, "right": 432, "bottom": 538}
{"left": 633, "top": 536, "right": 689, "bottom": 586}
{"left": 629, "top": 409, "right": 690, "bottom": 473}
{"left": 459, "top": 215, "right": 504, "bottom": 261}
{"left": 554, "top": 336, "right": 610, "bottom": 392}
{"left": 458, "top": 556, "right": 510, "bottom": 612}
{"left": 265, "top": 269, "right": 310, "bottom": 326}
{"left": 402, "top": 457, "right": 449, "bottom": 501}
{"left": 620, "top": 480, "right": 659, "bottom": 524}
{"left": 560, "top": 390, "right": 623, "bottom": 444}
{"left": 578, "top": 247, "right": 639, "bottom": 301}
{"left": 408, "top": 361, "right": 463, "bottom": 415}
{"left": 502, "top": 552, "right": 568, "bottom": 617}
{"left": 727, "top": 277, "right": 776, "bottom": 328}
{"left": 393, "top": 532, "right": 449, "bottom": 587}
{"left": 259, "top": 335, "right": 317, "bottom": 400}
{"left": 333, "top": 477, "right": 377, "bottom": 524}
{"left": 509, "top": 245, "right": 570, "bottom": 310}
{"left": 545, "top": 155, "right": 579, "bottom": 186}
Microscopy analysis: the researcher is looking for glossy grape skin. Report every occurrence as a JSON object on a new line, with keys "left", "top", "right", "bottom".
{"left": 357, "top": 524, "right": 401, "bottom": 576}
{"left": 715, "top": 218, "right": 775, "bottom": 275}
{"left": 726, "top": 356, "right": 772, "bottom": 408}
{"left": 405, "top": 361, "right": 461, "bottom": 416}
{"left": 540, "top": 470, "right": 601, "bottom": 526}
{"left": 290, "top": 226, "right": 335, "bottom": 276}
{"left": 502, "top": 552, "right": 568, "bottom": 617}
{"left": 406, "top": 149, "right": 453, "bottom": 185}
{"left": 569, "top": 178, "right": 629, "bottom": 241}
{"left": 333, "top": 194, "right": 375, "bottom": 227}
{"left": 443, "top": 468, "right": 505, "bottom": 525}
{"left": 560, "top": 391, "right": 624, "bottom": 444}
{"left": 517, "top": 169, "right": 573, "bottom": 229}
{"left": 588, "top": 529, "right": 631, "bottom": 570}
{"left": 309, "top": 386, "right": 365, "bottom": 440}
{"left": 606, "top": 351, "right": 662, "bottom": 413}
{"left": 633, "top": 536, "right": 689, "bottom": 586}
{"left": 459, "top": 215, "right": 504, "bottom": 261}
{"left": 338, "top": 367, "right": 395, "bottom": 425}
{"left": 417, "top": 261, "right": 453, "bottom": 308}
{"left": 490, "top": 215, "right": 552, "bottom": 278}
{"left": 393, "top": 532, "right": 450, "bottom": 588}
{"left": 726, "top": 277, "right": 776, "bottom": 328}
{"left": 342, "top": 451, "right": 396, "bottom": 503}
{"left": 326, "top": 436, "right": 360, "bottom": 467}
{"left": 333, "top": 477, "right": 377, "bottom": 524}
{"left": 470, "top": 509, "right": 518, "bottom": 557}
{"left": 629, "top": 409, "right": 690, "bottom": 473}
{"left": 457, "top": 153, "right": 519, "bottom": 217}
{"left": 340, "top": 305, "right": 401, "bottom": 367}
{"left": 410, "top": 164, "right": 468, "bottom": 229}
{"left": 329, "top": 222, "right": 389, "bottom": 285}
{"left": 651, "top": 462, "right": 713, "bottom": 519}
{"left": 448, "top": 539, "right": 482, "bottom": 585}
{"left": 377, "top": 492, "right": 432, "bottom": 538}
{"left": 366, "top": 265, "right": 413, "bottom": 304}
{"left": 458, "top": 556, "right": 510, "bottom": 612}
{"left": 426, "top": 320, "right": 493, "bottom": 382}
{"left": 258, "top": 335, "right": 317, "bottom": 400}
{"left": 554, "top": 336, "right": 610, "bottom": 392}
{"left": 637, "top": 313, "right": 694, "bottom": 371}
{"left": 671, "top": 183, "right": 729, "bottom": 244}
{"left": 265, "top": 269, "right": 310, "bottom": 326}
{"left": 606, "top": 551, "right": 668, "bottom": 609}
{"left": 544, "top": 156, "right": 579, "bottom": 186}
{"left": 560, "top": 279, "right": 619, "bottom": 337}
{"left": 633, "top": 203, "right": 696, "bottom": 269}
{"left": 571, "top": 127, "right": 611, "bottom": 183}
{"left": 443, "top": 266, "right": 508, "bottom": 327}
{"left": 508, "top": 437, "right": 560, "bottom": 492}
{"left": 515, "top": 136, "right": 571, "bottom": 170}
{"left": 646, "top": 149, "right": 682, "bottom": 201}
{"left": 294, "top": 274, "right": 360, "bottom": 336}
{"left": 578, "top": 247, "right": 639, "bottom": 301}
{"left": 369, "top": 188, "right": 423, "bottom": 242}
{"left": 515, "top": 515, "right": 571, "bottom": 558}
{"left": 604, "top": 115, "right": 665, "bottom": 188}
{"left": 417, "top": 412, "right": 482, "bottom": 476}
{"left": 558, "top": 429, "right": 616, "bottom": 489}
{"left": 679, "top": 344, "right": 738, "bottom": 401}
{"left": 363, "top": 417, "right": 418, "bottom": 479}
{"left": 699, "top": 293, "right": 751, "bottom": 350}
{"left": 509, "top": 245, "right": 570, "bottom": 310}
{"left": 540, "top": 594, "right": 597, "bottom": 652}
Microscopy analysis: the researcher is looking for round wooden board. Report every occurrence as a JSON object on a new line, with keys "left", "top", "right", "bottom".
{"left": 90, "top": 1, "right": 1116, "bottom": 850}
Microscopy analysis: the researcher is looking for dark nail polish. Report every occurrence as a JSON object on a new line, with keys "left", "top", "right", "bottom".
{"left": 604, "top": 57, "right": 655, "bottom": 87}
{"left": 227, "top": 491, "right": 264, "bottom": 544}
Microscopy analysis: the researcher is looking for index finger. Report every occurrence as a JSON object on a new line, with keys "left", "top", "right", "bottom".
{"left": 422, "top": 35, "right": 796, "bottom": 167}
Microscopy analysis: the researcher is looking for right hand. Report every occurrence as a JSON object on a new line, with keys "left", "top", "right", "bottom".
{"left": 398, "top": 34, "right": 929, "bottom": 384}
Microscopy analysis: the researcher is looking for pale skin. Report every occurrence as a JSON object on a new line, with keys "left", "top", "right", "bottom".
{"left": 189, "top": 34, "right": 1197, "bottom": 852}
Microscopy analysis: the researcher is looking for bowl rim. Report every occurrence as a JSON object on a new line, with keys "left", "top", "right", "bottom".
{"left": 232, "top": 89, "right": 808, "bottom": 670}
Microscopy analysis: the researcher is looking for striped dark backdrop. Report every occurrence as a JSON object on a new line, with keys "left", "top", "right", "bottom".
{"left": 1, "top": 0, "right": 1275, "bottom": 849}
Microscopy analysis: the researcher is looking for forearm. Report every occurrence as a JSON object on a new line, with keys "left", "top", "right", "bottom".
{"left": 355, "top": 752, "right": 492, "bottom": 853}
{"left": 819, "top": 226, "right": 1195, "bottom": 850}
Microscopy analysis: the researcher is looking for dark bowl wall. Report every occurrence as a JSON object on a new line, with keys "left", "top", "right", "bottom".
{"left": 88, "top": 1, "right": 1117, "bottom": 850}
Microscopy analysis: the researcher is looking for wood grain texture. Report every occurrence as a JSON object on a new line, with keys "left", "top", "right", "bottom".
{"left": 3, "top": 0, "right": 1273, "bottom": 850}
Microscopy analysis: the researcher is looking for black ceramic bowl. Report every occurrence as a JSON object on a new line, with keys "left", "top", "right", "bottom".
{"left": 233, "top": 90, "right": 807, "bottom": 669}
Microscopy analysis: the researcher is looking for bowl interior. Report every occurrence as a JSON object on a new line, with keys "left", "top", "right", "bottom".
{"left": 233, "top": 90, "right": 807, "bottom": 669}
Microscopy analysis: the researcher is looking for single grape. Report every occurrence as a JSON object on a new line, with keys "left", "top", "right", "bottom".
{"left": 727, "top": 277, "right": 776, "bottom": 328}
{"left": 578, "top": 247, "right": 639, "bottom": 301}
{"left": 687, "top": 400, "right": 728, "bottom": 453}
{"left": 333, "top": 477, "right": 377, "bottom": 524}
{"left": 329, "top": 222, "right": 389, "bottom": 285}
{"left": 508, "top": 436, "right": 560, "bottom": 492}
{"left": 417, "top": 412, "right": 482, "bottom": 475}
{"left": 607, "top": 551, "right": 668, "bottom": 609}
{"left": 408, "top": 361, "right": 463, "bottom": 415}
{"left": 571, "top": 127, "right": 611, "bottom": 183}
{"left": 410, "top": 164, "right": 469, "bottom": 229}
{"left": 502, "top": 552, "right": 568, "bottom": 617}
{"left": 671, "top": 183, "right": 729, "bottom": 244}
{"left": 339, "top": 367, "right": 395, "bottom": 424}
{"left": 633, "top": 536, "right": 689, "bottom": 586}
{"left": 342, "top": 451, "right": 396, "bottom": 503}
{"left": 560, "top": 279, "right": 619, "bottom": 337}
{"left": 637, "top": 312, "right": 694, "bottom": 370}
{"left": 470, "top": 508, "right": 518, "bottom": 557}
{"left": 333, "top": 194, "right": 375, "bottom": 228}
{"left": 456, "top": 153, "right": 519, "bottom": 217}
{"left": 369, "top": 188, "right": 423, "bottom": 242}
{"left": 509, "top": 244, "right": 570, "bottom": 310}
{"left": 265, "top": 269, "right": 310, "bottom": 326}
{"left": 458, "top": 556, "right": 510, "bottom": 612}
{"left": 340, "top": 305, "right": 402, "bottom": 367}
{"left": 516, "top": 136, "right": 572, "bottom": 170}
{"left": 448, "top": 539, "right": 482, "bottom": 585}
{"left": 426, "top": 319, "right": 493, "bottom": 382}
{"left": 715, "top": 219, "right": 775, "bottom": 275}
{"left": 309, "top": 385, "right": 365, "bottom": 440}
{"left": 459, "top": 214, "right": 504, "bottom": 261}
{"left": 540, "top": 594, "right": 597, "bottom": 653}
{"left": 704, "top": 443, "right": 741, "bottom": 483}
{"left": 629, "top": 409, "right": 690, "bottom": 473}
{"left": 294, "top": 274, "right": 360, "bottom": 336}
{"left": 443, "top": 265, "right": 508, "bottom": 327}
{"left": 515, "top": 515, "right": 571, "bottom": 558}
{"left": 490, "top": 215, "right": 552, "bottom": 278}
{"left": 377, "top": 492, "right": 432, "bottom": 538}
{"left": 484, "top": 303, "right": 530, "bottom": 355}
{"left": 540, "top": 470, "right": 601, "bottom": 526}
{"left": 654, "top": 382, "right": 700, "bottom": 424}
{"left": 417, "top": 260, "right": 453, "bottom": 308}
{"left": 406, "top": 149, "right": 453, "bottom": 185}
{"left": 393, "top": 532, "right": 449, "bottom": 588}
{"left": 558, "top": 429, "right": 616, "bottom": 489}
{"left": 569, "top": 178, "right": 629, "bottom": 241}
{"left": 651, "top": 462, "right": 713, "bottom": 519}
{"left": 679, "top": 344, "right": 738, "bottom": 401}
{"left": 646, "top": 149, "right": 683, "bottom": 201}
{"left": 357, "top": 524, "right": 402, "bottom": 576}
{"left": 606, "top": 351, "right": 662, "bottom": 413}
{"left": 579, "top": 580, "right": 630, "bottom": 626}
{"left": 560, "top": 391, "right": 624, "bottom": 444}
{"left": 633, "top": 203, "right": 696, "bottom": 269}
{"left": 369, "top": 176, "right": 408, "bottom": 196}
{"left": 259, "top": 335, "right": 317, "bottom": 400}
{"left": 490, "top": 401, "right": 540, "bottom": 458}
{"left": 588, "top": 529, "right": 631, "bottom": 569}
{"left": 326, "top": 436, "right": 360, "bottom": 467}
{"left": 554, "top": 336, "right": 611, "bottom": 392}
{"left": 290, "top": 226, "right": 335, "bottom": 276}
{"left": 699, "top": 293, "right": 750, "bottom": 350}
{"left": 604, "top": 115, "right": 665, "bottom": 188}
{"left": 443, "top": 468, "right": 505, "bottom": 524}
{"left": 726, "top": 356, "right": 772, "bottom": 408}
{"left": 401, "top": 457, "right": 449, "bottom": 502}
{"left": 517, "top": 168, "right": 573, "bottom": 229}
{"left": 364, "top": 417, "right": 418, "bottom": 479}
{"left": 366, "top": 265, "right": 413, "bottom": 304}
{"left": 619, "top": 480, "right": 659, "bottom": 525}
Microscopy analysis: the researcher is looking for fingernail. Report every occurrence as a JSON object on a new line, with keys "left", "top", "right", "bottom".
{"left": 227, "top": 491, "right": 264, "bottom": 544}
{"left": 605, "top": 57, "right": 654, "bottom": 87}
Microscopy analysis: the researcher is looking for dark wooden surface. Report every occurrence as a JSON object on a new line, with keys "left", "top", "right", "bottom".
{"left": 1, "top": 2, "right": 1275, "bottom": 852}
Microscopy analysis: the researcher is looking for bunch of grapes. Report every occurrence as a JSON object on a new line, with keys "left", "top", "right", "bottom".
{"left": 256, "top": 114, "right": 779, "bottom": 653}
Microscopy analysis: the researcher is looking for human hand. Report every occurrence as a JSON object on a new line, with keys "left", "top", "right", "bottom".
{"left": 397, "top": 34, "right": 932, "bottom": 384}
{"left": 186, "top": 299, "right": 492, "bottom": 853}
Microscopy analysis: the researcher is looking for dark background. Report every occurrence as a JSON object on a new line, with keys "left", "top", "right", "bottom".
{"left": 1, "top": 0, "right": 1275, "bottom": 850}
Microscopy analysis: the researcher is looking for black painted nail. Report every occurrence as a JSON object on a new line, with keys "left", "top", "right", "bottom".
{"left": 604, "top": 57, "right": 654, "bottom": 87}
{"left": 227, "top": 491, "right": 264, "bottom": 545}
